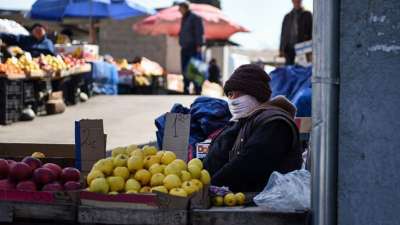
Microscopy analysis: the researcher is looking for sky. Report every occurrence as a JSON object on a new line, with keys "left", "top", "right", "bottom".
{"left": 134, "top": 0, "right": 313, "bottom": 50}
{"left": 4, "top": 0, "right": 313, "bottom": 50}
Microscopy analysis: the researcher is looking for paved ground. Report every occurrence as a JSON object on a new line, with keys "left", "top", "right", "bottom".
{"left": 0, "top": 95, "right": 196, "bottom": 149}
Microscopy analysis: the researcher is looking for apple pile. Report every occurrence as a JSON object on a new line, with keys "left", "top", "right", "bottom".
{"left": 0, "top": 154, "right": 81, "bottom": 192}
{"left": 86, "top": 145, "right": 211, "bottom": 197}
{"left": 61, "top": 54, "right": 86, "bottom": 69}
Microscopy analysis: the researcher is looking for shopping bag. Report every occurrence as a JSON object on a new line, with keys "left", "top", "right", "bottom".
{"left": 253, "top": 169, "right": 310, "bottom": 212}
{"left": 186, "top": 57, "right": 208, "bottom": 86}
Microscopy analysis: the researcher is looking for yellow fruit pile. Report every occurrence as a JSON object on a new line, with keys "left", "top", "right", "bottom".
{"left": 212, "top": 192, "right": 246, "bottom": 207}
{"left": 6, "top": 56, "right": 41, "bottom": 74}
{"left": 40, "top": 55, "right": 68, "bottom": 71}
{"left": 86, "top": 145, "right": 211, "bottom": 197}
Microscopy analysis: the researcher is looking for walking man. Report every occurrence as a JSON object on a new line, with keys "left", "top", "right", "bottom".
{"left": 279, "top": 0, "right": 312, "bottom": 65}
{"left": 178, "top": 1, "right": 205, "bottom": 94}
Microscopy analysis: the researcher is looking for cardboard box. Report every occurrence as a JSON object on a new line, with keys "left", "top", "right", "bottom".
{"left": 167, "top": 74, "right": 184, "bottom": 93}
{"left": 0, "top": 143, "right": 75, "bottom": 168}
{"left": 55, "top": 44, "right": 99, "bottom": 59}
{"left": 80, "top": 191, "right": 190, "bottom": 210}
{"left": 0, "top": 119, "right": 107, "bottom": 172}
{"left": 196, "top": 140, "right": 212, "bottom": 159}
{"left": 74, "top": 119, "right": 107, "bottom": 174}
{"left": 294, "top": 117, "right": 312, "bottom": 134}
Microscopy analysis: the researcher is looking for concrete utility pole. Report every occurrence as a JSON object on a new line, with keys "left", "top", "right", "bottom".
{"left": 313, "top": 0, "right": 400, "bottom": 225}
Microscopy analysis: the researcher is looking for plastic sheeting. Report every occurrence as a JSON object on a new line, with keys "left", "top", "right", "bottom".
{"left": 91, "top": 61, "right": 118, "bottom": 95}
{"left": 155, "top": 97, "right": 231, "bottom": 159}
{"left": 270, "top": 65, "right": 312, "bottom": 117}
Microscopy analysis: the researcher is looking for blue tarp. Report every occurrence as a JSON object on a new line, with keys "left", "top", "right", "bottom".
{"left": 270, "top": 65, "right": 312, "bottom": 117}
{"left": 155, "top": 97, "right": 232, "bottom": 158}
{"left": 91, "top": 61, "right": 119, "bottom": 95}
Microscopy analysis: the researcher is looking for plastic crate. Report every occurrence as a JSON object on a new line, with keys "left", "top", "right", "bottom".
{"left": 0, "top": 108, "right": 20, "bottom": 125}
{"left": 22, "top": 81, "right": 36, "bottom": 103}
{"left": 0, "top": 78, "right": 23, "bottom": 96}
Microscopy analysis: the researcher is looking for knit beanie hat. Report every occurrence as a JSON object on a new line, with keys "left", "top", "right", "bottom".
{"left": 224, "top": 64, "right": 272, "bottom": 102}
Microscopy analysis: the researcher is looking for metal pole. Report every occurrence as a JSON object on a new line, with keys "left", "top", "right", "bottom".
{"left": 311, "top": 0, "right": 340, "bottom": 224}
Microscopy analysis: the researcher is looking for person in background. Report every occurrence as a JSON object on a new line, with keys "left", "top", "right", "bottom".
{"left": 208, "top": 58, "right": 222, "bottom": 85}
{"left": 0, "top": 23, "right": 55, "bottom": 57}
{"left": 178, "top": 1, "right": 205, "bottom": 94}
{"left": 203, "top": 64, "right": 303, "bottom": 192}
{"left": 279, "top": 0, "right": 312, "bottom": 65}
{"left": 56, "top": 28, "right": 73, "bottom": 44}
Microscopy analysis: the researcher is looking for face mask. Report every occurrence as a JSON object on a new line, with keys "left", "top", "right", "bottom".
{"left": 228, "top": 95, "right": 260, "bottom": 120}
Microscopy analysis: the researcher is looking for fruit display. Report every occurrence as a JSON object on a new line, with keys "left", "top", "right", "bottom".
{"left": 0, "top": 154, "right": 81, "bottom": 192}
{"left": 135, "top": 75, "right": 152, "bottom": 86}
{"left": 209, "top": 186, "right": 246, "bottom": 207}
{"left": 2, "top": 56, "right": 41, "bottom": 76}
{"left": 86, "top": 145, "right": 211, "bottom": 198}
{"left": 116, "top": 58, "right": 129, "bottom": 70}
{"left": 0, "top": 62, "right": 24, "bottom": 75}
{"left": 39, "top": 54, "right": 68, "bottom": 72}
{"left": 61, "top": 54, "right": 86, "bottom": 68}
{"left": 15, "top": 55, "right": 42, "bottom": 74}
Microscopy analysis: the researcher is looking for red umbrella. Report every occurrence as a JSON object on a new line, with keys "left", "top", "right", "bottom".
{"left": 133, "top": 4, "right": 249, "bottom": 40}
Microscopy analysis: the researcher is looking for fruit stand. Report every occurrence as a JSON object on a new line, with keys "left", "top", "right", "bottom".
{"left": 116, "top": 57, "right": 167, "bottom": 95}
{"left": 0, "top": 54, "right": 92, "bottom": 125}
{"left": 0, "top": 118, "right": 310, "bottom": 225}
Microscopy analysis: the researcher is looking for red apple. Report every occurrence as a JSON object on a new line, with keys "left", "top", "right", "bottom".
{"left": 64, "top": 181, "right": 81, "bottom": 191}
{"left": 0, "top": 179, "right": 16, "bottom": 190}
{"left": 61, "top": 167, "right": 80, "bottom": 183}
{"left": 7, "top": 160, "right": 16, "bottom": 167}
{"left": 16, "top": 180, "right": 37, "bottom": 192}
{"left": 42, "top": 163, "right": 62, "bottom": 179}
{"left": 42, "top": 182, "right": 64, "bottom": 192}
{"left": 22, "top": 156, "right": 43, "bottom": 170}
{"left": 33, "top": 167, "right": 55, "bottom": 185}
{"left": 0, "top": 159, "right": 9, "bottom": 179}
{"left": 9, "top": 162, "right": 33, "bottom": 181}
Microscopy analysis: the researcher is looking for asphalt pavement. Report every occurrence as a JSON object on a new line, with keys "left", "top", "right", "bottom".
{"left": 0, "top": 95, "right": 196, "bottom": 149}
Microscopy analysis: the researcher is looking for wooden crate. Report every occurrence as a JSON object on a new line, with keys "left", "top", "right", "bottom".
{"left": 80, "top": 191, "right": 190, "bottom": 210}
{"left": 0, "top": 190, "right": 79, "bottom": 223}
{"left": 191, "top": 206, "right": 309, "bottom": 225}
{"left": 79, "top": 205, "right": 187, "bottom": 225}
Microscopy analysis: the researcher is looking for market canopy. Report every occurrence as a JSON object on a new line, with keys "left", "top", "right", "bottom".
{"left": 133, "top": 3, "right": 249, "bottom": 40}
{"left": 29, "top": 0, "right": 156, "bottom": 21}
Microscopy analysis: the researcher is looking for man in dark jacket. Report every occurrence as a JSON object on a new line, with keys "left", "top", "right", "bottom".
{"left": 0, "top": 23, "right": 55, "bottom": 57}
{"left": 178, "top": 2, "right": 205, "bottom": 94}
{"left": 279, "top": 0, "right": 312, "bottom": 65}
{"left": 203, "top": 64, "right": 303, "bottom": 192}
{"left": 208, "top": 58, "right": 222, "bottom": 85}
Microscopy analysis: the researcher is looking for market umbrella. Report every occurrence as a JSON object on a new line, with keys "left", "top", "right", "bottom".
{"left": 30, "top": 0, "right": 156, "bottom": 21}
{"left": 133, "top": 3, "right": 249, "bottom": 40}
{"left": 30, "top": 0, "right": 156, "bottom": 43}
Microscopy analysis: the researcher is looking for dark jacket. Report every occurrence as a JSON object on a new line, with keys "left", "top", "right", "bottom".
{"left": 208, "top": 63, "right": 221, "bottom": 84}
{"left": 0, "top": 33, "right": 55, "bottom": 57}
{"left": 203, "top": 97, "right": 303, "bottom": 192}
{"left": 179, "top": 11, "right": 204, "bottom": 50}
{"left": 279, "top": 8, "right": 312, "bottom": 53}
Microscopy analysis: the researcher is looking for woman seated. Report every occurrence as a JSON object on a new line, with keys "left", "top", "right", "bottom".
{"left": 203, "top": 64, "right": 303, "bottom": 192}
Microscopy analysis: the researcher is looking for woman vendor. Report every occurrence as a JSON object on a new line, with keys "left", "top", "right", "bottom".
{"left": 203, "top": 64, "right": 303, "bottom": 192}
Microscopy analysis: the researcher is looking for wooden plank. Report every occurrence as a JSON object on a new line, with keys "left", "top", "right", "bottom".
{"left": 191, "top": 207, "right": 309, "bottom": 225}
{"left": 0, "top": 143, "right": 75, "bottom": 158}
{"left": 78, "top": 205, "right": 187, "bottom": 225}
{"left": 0, "top": 203, "right": 13, "bottom": 222}
{"left": 10, "top": 202, "right": 77, "bottom": 222}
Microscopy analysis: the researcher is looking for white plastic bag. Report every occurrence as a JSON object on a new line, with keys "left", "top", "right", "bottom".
{"left": 253, "top": 169, "right": 310, "bottom": 212}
